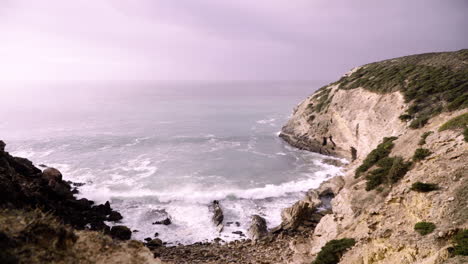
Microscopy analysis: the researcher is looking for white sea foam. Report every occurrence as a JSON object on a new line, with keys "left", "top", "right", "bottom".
{"left": 256, "top": 118, "right": 276, "bottom": 124}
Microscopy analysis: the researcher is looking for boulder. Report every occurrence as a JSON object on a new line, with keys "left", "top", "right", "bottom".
{"left": 210, "top": 200, "right": 224, "bottom": 232}
{"left": 42, "top": 167, "right": 63, "bottom": 182}
{"left": 108, "top": 211, "right": 123, "bottom": 221}
{"left": 281, "top": 200, "right": 318, "bottom": 230}
{"left": 247, "top": 215, "right": 268, "bottom": 240}
{"left": 146, "top": 238, "right": 163, "bottom": 248}
{"left": 110, "top": 225, "right": 131, "bottom": 240}
{"left": 317, "top": 176, "right": 345, "bottom": 197}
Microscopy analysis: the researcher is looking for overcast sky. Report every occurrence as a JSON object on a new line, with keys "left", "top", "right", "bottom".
{"left": 0, "top": 0, "right": 467, "bottom": 82}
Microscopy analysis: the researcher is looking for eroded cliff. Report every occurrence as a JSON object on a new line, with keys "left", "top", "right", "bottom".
{"left": 281, "top": 50, "right": 468, "bottom": 264}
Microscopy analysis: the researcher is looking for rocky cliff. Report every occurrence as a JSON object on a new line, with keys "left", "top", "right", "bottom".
{"left": 0, "top": 141, "right": 160, "bottom": 264}
{"left": 280, "top": 50, "right": 468, "bottom": 264}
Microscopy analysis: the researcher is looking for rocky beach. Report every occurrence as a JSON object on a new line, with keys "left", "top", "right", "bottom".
{"left": 1, "top": 50, "right": 467, "bottom": 264}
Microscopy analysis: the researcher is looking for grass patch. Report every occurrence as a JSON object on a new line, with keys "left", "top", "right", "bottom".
{"left": 312, "top": 238, "right": 356, "bottom": 264}
{"left": 365, "top": 156, "right": 411, "bottom": 191}
{"left": 355, "top": 137, "right": 398, "bottom": 178}
{"left": 453, "top": 229, "right": 468, "bottom": 256}
{"left": 410, "top": 182, "right": 439, "bottom": 192}
{"left": 336, "top": 50, "right": 468, "bottom": 129}
{"left": 312, "top": 87, "right": 333, "bottom": 113}
{"left": 418, "top": 131, "right": 433, "bottom": 145}
{"left": 439, "top": 113, "right": 468, "bottom": 132}
{"left": 414, "top": 222, "right": 436, "bottom": 235}
{"left": 413, "top": 148, "right": 432, "bottom": 161}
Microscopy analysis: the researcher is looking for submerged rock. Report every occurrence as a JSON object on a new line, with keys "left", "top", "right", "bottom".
{"left": 247, "top": 215, "right": 268, "bottom": 241}
{"left": 153, "top": 218, "right": 171, "bottom": 225}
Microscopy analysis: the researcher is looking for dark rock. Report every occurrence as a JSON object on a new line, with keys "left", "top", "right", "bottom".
{"left": 154, "top": 232, "right": 159, "bottom": 237}
{"left": 110, "top": 225, "right": 131, "bottom": 240}
{"left": 210, "top": 200, "right": 224, "bottom": 232}
{"left": 247, "top": 215, "right": 268, "bottom": 240}
{"left": 153, "top": 217, "right": 171, "bottom": 225}
{"left": 107, "top": 211, "right": 123, "bottom": 221}
{"left": 42, "top": 167, "right": 63, "bottom": 182}
{"left": 144, "top": 237, "right": 152, "bottom": 242}
{"left": 232, "top": 231, "right": 245, "bottom": 237}
{"left": 132, "top": 230, "right": 139, "bottom": 233}
{"left": 0, "top": 140, "right": 5, "bottom": 152}
{"left": 235, "top": 222, "right": 240, "bottom": 227}
{"left": 146, "top": 238, "right": 163, "bottom": 248}
{"left": 0, "top": 140, "right": 125, "bottom": 236}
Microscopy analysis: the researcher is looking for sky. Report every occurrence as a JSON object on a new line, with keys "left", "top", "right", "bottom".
{"left": 0, "top": 0, "right": 467, "bottom": 82}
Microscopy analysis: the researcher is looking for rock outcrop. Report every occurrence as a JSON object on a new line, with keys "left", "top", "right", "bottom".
{"left": 0, "top": 141, "right": 126, "bottom": 234}
{"left": 210, "top": 200, "right": 224, "bottom": 233}
{"left": 247, "top": 215, "right": 268, "bottom": 241}
{"left": 280, "top": 50, "right": 468, "bottom": 264}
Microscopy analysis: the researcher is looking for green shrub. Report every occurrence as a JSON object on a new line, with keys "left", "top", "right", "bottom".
{"left": 418, "top": 131, "right": 433, "bottom": 145}
{"left": 355, "top": 137, "right": 398, "bottom": 178}
{"left": 439, "top": 113, "right": 468, "bottom": 132}
{"left": 413, "top": 148, "right": 432, "bottom": 161}
{"left": 414, "top": 222, "right": 436, "bottom": 235}
{"left": 313, "top": 238, "right": 356, "bottom": 264}
{"left": 337, "top": 50, "right": 468, "bottom": 129}
{"left": 410, "top": 182, "right": 439, "bottom": 192}
{"left": 464, "top": 127, "right": 468, "bottom": 142}
{"left": 386, "top": 157, "right": 412, "bottom": 183}
{"left": 365, "top": 156, "right": 411, "bottom": 191}
{"left": 453, "top": 229, "right": 468, "bottom": 256}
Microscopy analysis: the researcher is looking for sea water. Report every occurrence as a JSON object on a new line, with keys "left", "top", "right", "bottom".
{"left": 0, "top": 81, "right": 344, "bottom": 244}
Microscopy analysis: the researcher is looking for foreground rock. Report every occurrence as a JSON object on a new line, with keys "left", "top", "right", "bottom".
{"left": 247, "top": 215, "right": 268, "bottom": 241}
{"left": 0, "top": 140, "right": 129, "bottom": 234}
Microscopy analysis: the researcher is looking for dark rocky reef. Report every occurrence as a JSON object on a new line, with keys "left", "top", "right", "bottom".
{"left": 0, "top": 140, "right": 128, "bottom": 240}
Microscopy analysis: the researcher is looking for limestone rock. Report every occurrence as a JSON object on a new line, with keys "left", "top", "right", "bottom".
{"left": 247, "top": 215, "right": 268, "bottom": 240}
{"left": 317, "top": 176, "right": 345, "bottom": 197}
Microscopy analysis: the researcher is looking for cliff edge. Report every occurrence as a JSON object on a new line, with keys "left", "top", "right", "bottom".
{"left": 281, "top": 50, "right": 467, "bottom": 264}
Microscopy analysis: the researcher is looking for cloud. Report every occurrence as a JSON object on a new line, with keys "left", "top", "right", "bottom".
{"left": 0, "top": 0, "right": 467, "bottom": 82}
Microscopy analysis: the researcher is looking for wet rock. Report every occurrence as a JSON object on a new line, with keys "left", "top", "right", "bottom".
{"left": 232, "top": 231, "right": 245, "bottom": 237}
{"left": 210, "top": 200, "right": 224, "bottom": 232}
{"left": 110, "top": 225, "right": 132, "bottom": 240}
{"left": 42, "top": 167, "right": 63, "bottom": 182}
{"left": 281, "top": 199, "right": 318, "bottom": 230}
{"left": 108, "top": 211, "right": 123, "bottom": 221}
{"left": 146, "top": 238, "right": 163, "bottom": 248}
{"left": 144, "top": 237, "right": 152, "bottom": 242}
{"left": 152, "top": 217, "right": 171, "bottom": 225}
{"left": 154, "top": 232, "right": 159, "bottom": 237}
{"left": 247, "top": 215, "right": 268, "bottom": 240}
{"left": 317, "top": 176, "right": 345, "bottom": 197}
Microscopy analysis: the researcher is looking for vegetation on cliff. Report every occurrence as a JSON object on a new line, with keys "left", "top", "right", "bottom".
{"left": 312, "top": 238, "right": 356, "bottom": 264}
{"left": 336, "top": 49, "right": 468, "bottom": 129}
{"left": 418, "top": 131, "right": 433, "bottom": 145}
{"left": 453, "top": 229, "right": 468, "bottom": 256}
{"left": 439, "top": 112, "right": 468, "bottom": 132}
{"left": 410, "top": 182, "right": 439, "bottom": 192}
{"left": 354, "top": 137, "right": 397, "bottom": 178}
{"left": 414, "top": 221, "right": 436, "bottom": 235}
{"left": 412, "top": 148, "right": 432, "bottom": 161}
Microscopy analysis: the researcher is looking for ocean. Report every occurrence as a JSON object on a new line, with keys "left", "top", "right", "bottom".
{"left": 0, "top": 81, "right": 344, "bottom": 244}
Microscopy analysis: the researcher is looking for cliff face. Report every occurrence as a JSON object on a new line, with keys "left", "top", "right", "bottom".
{"left": 281, "top": 50, "right": 468, "bottom": 264}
